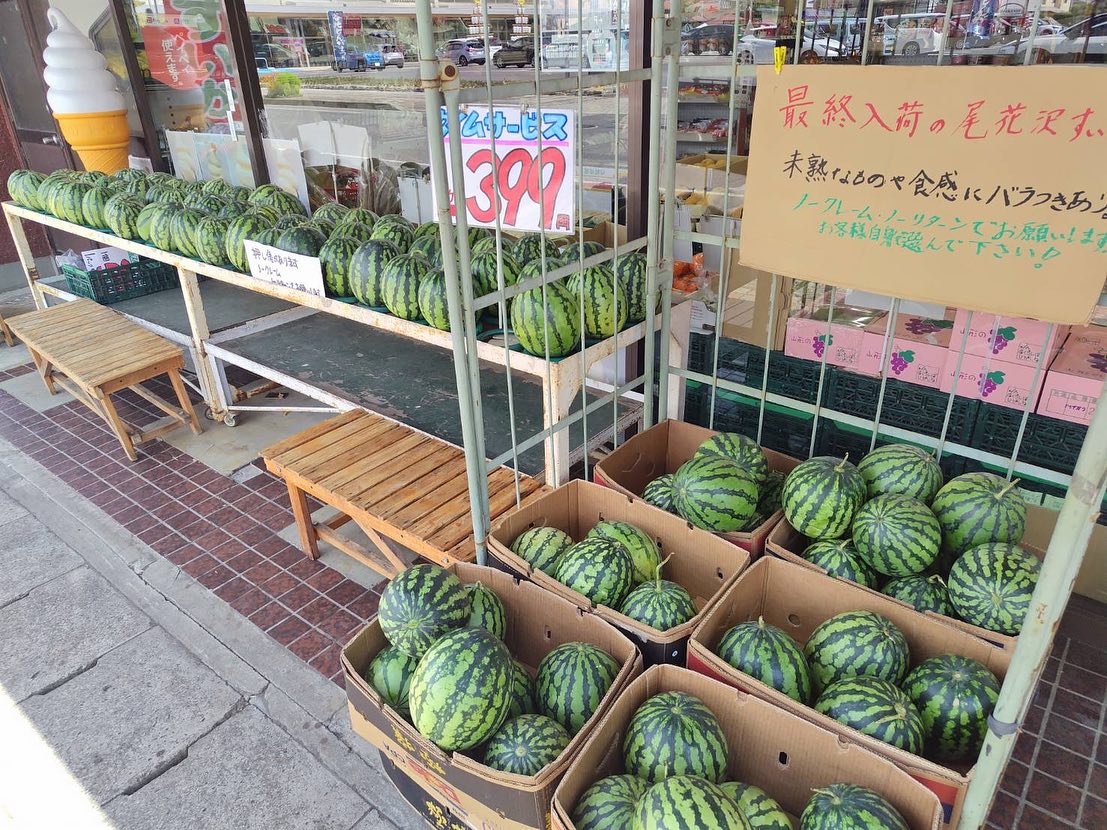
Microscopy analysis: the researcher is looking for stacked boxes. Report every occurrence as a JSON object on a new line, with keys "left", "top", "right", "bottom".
{"left": 1037, "top": 325, "right": 1107, "bottom": 426}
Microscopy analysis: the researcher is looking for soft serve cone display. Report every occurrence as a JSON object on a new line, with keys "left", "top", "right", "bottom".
{"left": 42, "top": 8, "right": 130, "bottom": 173}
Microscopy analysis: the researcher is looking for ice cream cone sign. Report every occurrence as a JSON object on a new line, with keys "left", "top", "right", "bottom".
{"left": 42, "top": 8, "right": 130, "bottom": 173}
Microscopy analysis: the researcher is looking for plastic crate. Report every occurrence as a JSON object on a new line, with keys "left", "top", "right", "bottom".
{"left": 823, "top": 367, "right": 979, "bottom": 443}
{"left": 61, "top": 259, "right": 179, "bottom": 305}
{"left": 684, "top": 380, "right": 814, "bottom": 458}
{"left": 971, "top": 403, "right": 1087, "bottom": 476}
{"left": 813, "top": 419, "right": 970, "bottom": 480}
{"left": 685, "top": 334, "right": 823, "bottom": 404}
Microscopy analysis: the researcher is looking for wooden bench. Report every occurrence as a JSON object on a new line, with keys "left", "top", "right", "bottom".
{"left": 263, "top": 409, "right": 547, "bottom": 578}
{"left": 7, "top": 299, "right": 201, "bottom": 460}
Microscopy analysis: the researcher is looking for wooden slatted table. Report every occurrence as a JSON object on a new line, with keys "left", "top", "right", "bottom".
{"left": 7, "top": 299, "right": 201, "bottom": 460}
{"left": 263, "top": 409, "right": 547, "bottom": 577}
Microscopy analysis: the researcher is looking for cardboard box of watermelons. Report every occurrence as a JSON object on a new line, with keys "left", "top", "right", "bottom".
{"left": 766, "top": 503, "right": 1052, "bottom": 652}
{"left": 551, "top": 664, "right": 942, "bottom": 830}
{"left": 487, "top": 480, "right": 750, "bottom": 667}
{"left": 341, "top": 561, "right": 642, "bottom": 830}
{"left": 687, "top": 557, "right": 1012, "bottom": 828}
{"left": 592, "top": 419, "right": 801, "bottom": 555}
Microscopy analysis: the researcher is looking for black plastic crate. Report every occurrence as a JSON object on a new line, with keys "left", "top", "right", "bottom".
{"left": 684, "top": 380, "right": 814, "bottom": 459}
{"left": 823, "top": 367, "right": 979, "bottom": 443}
{"left": 971, "top": 403, "right": 1087, "bottom": 476}
{"left": 61, "top": 259, "right": 178, "bottom": 304}
{"left": 685, "top": 334, "right": 823, "bottom": 404}
{"left": 813, "top": 419, "right": 970, "bottom": 481}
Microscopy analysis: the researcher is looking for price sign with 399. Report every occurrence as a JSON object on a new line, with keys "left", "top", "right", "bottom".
{"left": 436, "top": 105, "right": 575, "bottom": 233}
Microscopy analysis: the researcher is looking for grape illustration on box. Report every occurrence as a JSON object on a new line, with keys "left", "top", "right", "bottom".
{"left": 1088, "top": 353, "right": 1107, "bottom": 374}
{"left": 989, "top": 326, "right": 1017, "bottom": 355}
{"left": 811, "top": 333, "right": 832, "bottom": 358}
{"left": 978, "top": 370, "right": 1005, "bottom": 398}
{"left": 904, "top": 317, "right": 953, "bottom": 336}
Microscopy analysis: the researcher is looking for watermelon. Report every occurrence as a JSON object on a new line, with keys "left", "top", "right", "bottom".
{"left": 418, "top": 270, "right": 453, "bottom": 330}
{"left": 409, "top": 233, "right": 444, "bottom": 268}
{"left": 250, "top": 204, "right": 284, "bottom": 224}
{"left": 535, "top": 641, "right": 619, "bottom": 734}
{"left": 337, "top": 207, "right": 378, "bottom": 229}
{"left": 636, "top": 776, "right": 750, "bottom": 830}
{"left": 471, "top": 250, "right": 521, "bottom": 296}
{"left": 851, "top": 494, "right": 941, "bottom": 577}
{"left": 190, "top": 193, "right": 229, "bottom": 216}
{"left": 170, "top": 208, "right": 206, "bottom": 257}
{"left": 572, "top": 774, "right": 650, "bottom": 830}
{"left": 511, "top": 280, "right": 581, "bottom": 358}
{"left": 618, "top": 568, "right": 697, "bottom": 632}
{"left": 53, "top": 180, "right": 91, "bottom": 224}
{"left": 113, "top": 168, "right": 147, "bottom": 184}
{"left": 276, "top": 224, "right": 326, "bottom": 257}
{"left": 117, "top": 177, "right": 148, "bottom": 201}
{"left": 371, "top": 218, "right": 414, "bottom": 250}
{"left": 193, "top": 216, "right": 230, "bottom": 265}
{"left": 81, "top": 186, "right": 110, "bottom": 228}
{"left": 308, "top": 216, "right": 335, "bottom": 237}
{"left": 642, "top": 474, "right": 677, "bottom": 513}
{"left": 470, "top": 234, "right": 511, "bottom": 258}
{"left": 759, "top": 470, "right": 785, "bottom": 515}
{"left": 695, "top": 433, "right": 770, "bottom": 485}
{"left": 7, "top": 169, "right": 45, "bottom": 209}
{"left": 145, "top": 183, "right": 181, "bottom": 205}
{"left": 882, "top": 574, "right": 951, "bottom": 615}
{"left": 803, "top": 540, "right": 878, "bottom": 588}
{"left": 408, "top": 627, "right": 513, "bottom": 751}
{"left": 318, "top": 235, "right": 360, "bottom": 297}
{"left": 482, "top": 714, "right": 569, "bottom": 776}
{"left": 507, "top": 659, "right": 535, "bottom": 717}
{"left": 376, "top": 213, "right": 414, "bottom": 230}
{"left": 716, "top": 617, "right": 813, "bottom": 704}
{"left": 380, "top": 253, "right": 430, "bottom": 320}
{"left": 931, "top": 472, "right": 1027, "bottom": 556}
{"left": 614, "top": 251, "right": 655, "bottom": 323}
{"left": 103, "top": 195, "right": 143, "bottom": 240}
{"left": 513, "top": 232, "right": 561, "bottom": 264}
{"left": 566, "top": 264, "right": 627, "bottom": 338}
{"left": 269, "top": 214, "right": 303, "bottom": 233}
{"left": 563, "top": 239, "right": 606, "bottom": 261}
{"left": 37, "top": 171, "right": 76, "bottom": 216}
{"left": 377, "top": 563, "right": 470, "bottom": 657}
{"left": 313, "top": 200, "right": 349, "bottom": 224}
{"left": 511, "top": 526, "right": 572, "bottom": 575}
{"left": 718, "top": 783, "right": 792, "bottom": 830}
{"left": 904, "top": 653, "right": 999, "bottom": 762}
{"left": 814, "top": 677, "right": 925, "bottom": 754}
{"left": 79, "top": 170, "right": 107, "bottom": 185}
{"left": 464, "top": 582, "right": 506, "bottom": 639}
{"left": 335, "top": 221, "right": 374, "bottom": 243}
{"left": 800, "top": 783, "right": 908, "bottom": 830}
{"left": 554, "top": 537, "right": 635, "bottom": 607}
{"left": 145, "top": 203, "right": 179, "bottom": 249}
{"left": 782, "top": 456, "right": 866, "bottom": 540}
{"left": 412, "top": 220, "right": 439, "bottom": 241}
{"left": 349, "top": 239, "right": 401, "bottom": 306}
{"left": 252, "top": 227, "right": 280, "bottom": 248}
{"left": 200, "top": 178, "right": 233, "bottom": 198}
{"left": 136, "top": 203, "right": 164, "bottom": 242}
{"left": 804, "top": 610, "right": 910, "bottom": 691}
{"left": 224, "top": 214, "right": 270, "bottom": 272}
{"left": 947, "top": 542, "right": 1040, "bottom": 635}
{"left": 587, "top": 520, "right": 660, "bottom": 584}
{"left": 858, "top": 444, "right": 944, "bottom": 504}
{"left": 248, "top": 184, "right": 307, "bottom": 216}
{"left": 672, "top": 454, "right": 758, "bottom": 533}
{"left": 624, "top": 691, "right": 729, "bottom": 783}
{"left": 364, "top": 645, "right": 419, "bottom": 717}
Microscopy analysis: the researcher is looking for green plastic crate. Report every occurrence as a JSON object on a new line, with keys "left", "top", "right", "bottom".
{"left": 61, "top": 259, "right": 178, "bottom": 305}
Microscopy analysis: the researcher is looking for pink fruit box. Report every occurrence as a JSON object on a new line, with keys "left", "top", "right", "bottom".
{"left": 783, "top": 306, "right": 886, "bottom": 375}
{"left": 1036, "top": 326, "right": 1107, "bottom": 426}
{"left": 859, "top": 311, "right": 956, "bottom": 390}
{"left": 951, "top": 308, "right": 1068, "bottom": 368}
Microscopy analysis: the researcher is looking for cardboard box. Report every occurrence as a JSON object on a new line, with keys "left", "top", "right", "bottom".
{"left": 765, "top": 507, "right": 1052, "bottom": 651}
{"left": 674, "top": 153, "right": 749, "bottom": 193}
{"left": 592, "top": 419, "right": 801, "bottom": 555}
{"left": 939, "top": 349, "right": 1048, "bottom": 410}
{"left": 380, "top": 753, "right": 474, "bottom": 830}
{"left": 581, "top": 221, "right": 627, "bottom": 248}
{"left": 341, "top": 562, "right": 642, "bottom": 830}
{"left": 1036, "top": 333, "right": 1107, "bottom": 426}
{"left": 551, "top": 665, "right": 943, "bottom": 830}
{"left": 687, "top": 557, "right": 1012, "bottom": 827}
{"left": 487, "top": 480, "right": 750, "bottom": 666}
{"left": 951, "top": 309, "right": 1068, "bottom": 368}
{"left": 861, "top": 311, "right": 955, "bottom": 390}
{"left": 784, "top": 306, "right": 886, "bottom": 375}
{"left": 1021, "top": 502, "right": 1107, "bottom": 605}
{"left": 1064, "top": 323, "right": 1107, "bottom": 349}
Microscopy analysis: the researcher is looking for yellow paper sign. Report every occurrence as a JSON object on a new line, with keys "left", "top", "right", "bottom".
{"left": 739, "top": 66, "right": 1107, "bottom": 324}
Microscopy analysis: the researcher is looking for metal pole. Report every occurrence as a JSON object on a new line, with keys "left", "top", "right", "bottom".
{"left": 957, "top": 384, "right": 1107, "bottom": 829}
{"left": 655, "top": 8, "right": 682, "bottom": 424}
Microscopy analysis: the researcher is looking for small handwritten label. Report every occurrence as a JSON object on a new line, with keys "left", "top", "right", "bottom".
{"left": 244, "top": 240, "right": 325, "bottom": 297}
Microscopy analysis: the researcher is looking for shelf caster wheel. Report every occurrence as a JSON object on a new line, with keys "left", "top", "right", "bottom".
{"left": 204, "top": 406, "right": 218, "bottom": 422}
{"left": 223, "top": 413, "right": 238, "bottom": 428}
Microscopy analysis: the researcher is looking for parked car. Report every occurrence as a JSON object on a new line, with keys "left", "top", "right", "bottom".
{"left": 438, "top": 37, "right": 500, "bottom": 65}
{"left": 365, "top": 42, "right": 405, "bottom": 69}
{"left": 493, "top": 37, "right": 534, "bottom": 67}
{"left": 1012, "top": 15, "right": 1107, "bottom": 63}
{"left": 681, "top": 23, "right": 736, "bottom": 56}
{"left": 736, "top": 25, "right": 844, "bottom": 64}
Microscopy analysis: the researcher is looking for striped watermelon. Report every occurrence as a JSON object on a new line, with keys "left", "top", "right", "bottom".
{"left": 535, "top": 641, "right": 619, "bottom": 734}
{"left": 482, "top": 714, "right": 569, "bottom": 776}
{"left": 193, "top": 216, "right": 230, "bottom": 266}
{"left": 804, "top": 610, "right": 910, "bottom": 692}
{"left": 782, "top": 456, "right": 866, "bottom": 540}
{"left": 136, "top": 203, "right": 163, "bottom": 242}
{"left": 248, "top": 184, "right": 306, "bottom": 216}
{"left": 510, "top": 280, "right": 581, "bottom": 358}
{"left": 814, "top": 677, "right": 924, "bottom": 753}
{"left": 511, "top": 526, "right": 573, "bottom": 575}
{"left": 145, "top": 203, "right": 179, "bottom": 249}
{"left": 882, "top": 574, "right": 951, "bottom": 615}
{"left": 563, "top": 239, "right": 606, "bottom": 261}
{"left": 412, "top": 220, "right": 439, "bottom": 241}
{"left": 471, "top": 234, "right": 511, "bottom": 258}
{"left": 904, "top": 654, "right": 999, "bottom": 762}
{"left": 276, "top": 224, "right": 326, "bottom": 257}
{"left": 642, "top": 474, "right": 677, "bottom": 513}
{"left": 567, "top": 264, "right": 627, "bottom": 338}
{"left": 102, "top": 195, "right": 143, "bottom": 240}
{"left": 513, "top": 232, "right": 561, "bottom": 264}
{"left": 636, "top": 776, "right": 751, "bottom": 830}
{"left": 364, "top": 644, "right": 419, "bottom": 717}
{"left": 471, "top": 250, "right": 521, "bottom": 296}
{"left": 672, "top": 455, "right": 758, "bottom": 533}
{"left": 381, "top": 253, "right": 429, "bottom": 320}
{"left": 408, "top": 627, "right": 513, "bottom": 751}
{"left": 851, "top": 494, "right": 941, "bottom": 577}
{"left": 803, "top": 540, "right": 878, "bottom": 588}
{"left": 53, "top": 180, "right": 90, "bottom": 224}
{"left": 716, "top": 617, "right": 812, "bottom": 704}
{"left": 409, "top": 233, "right": 444, "bottom": 268}
{"left": 377, "top": 563, "right": 470, "bottom": 657}
{"left": 759, "top": 470, "right": 785, "bottom": 516}
{"left": 800, "top": 784, "right": 908, "bottom": 830}
{"left": 170, "top": 208, "right": 206, "bottom": 257}
{"left": 572, "top": 774, "right": 650, "bottom": 830}
{"left": 507, "top": 659, "right": 535, "bottom": 718}
{"left": 271, "top": 213, "right": 304, "bottom": 232}
{"left": 947, "top": 542, "right": 1040, "bottom": 635}
{"left": 931, "top": 472, "right": 1026, "bottom": 556}
{"left": 371, "top": 218, "right": 415, "bottom": 250}
{"left": 318, "top": 236, "right": 360, "bottom": 297}
{"left": 587, "top": 520, "right": 660, "bottom": 584}
{"left": 554, "top": 537, "right": 635, "bottom": 608}
{"left": 200, "top": 178, "right": 233, "bottom": 198}
{"left": 145, "top": 183, "right": 181, "bottom": 205}
{"left": 224, "top": 214, "right": 270, "bottom": 272}
{"left": 618, "top": 570, "right": 697, "bottom": 631}
{"left": 624, "top": 691, "right": 729, "bottom": 783}
{"left": 695, "top": 433, "right": 770, "bottom": 485}
{"left": 313, "top": 200, "right": 349, "bottom": 224}
{"left": 190, "top": 193, "right": 229, "bottom": 217}
{"left": 7, "top": 169, "right": 45, "bottom": 209}
{"left": 464, "top": 582, "right": 506, "bottom": 639}
{"left": 81, "top": 186, "right": 110, "bottom": 228}
{"left": 718, "top": 783, "right": 792, "bottom": 830}
{"left": 338, "top": 207, "right": 378, "bottom": 229}
{"left": 858, "top": 444, "right": 944, "bottom": 504}
{"left": 349, "top": 239, "right": 401, "bottom": 306}
{"left": 307, "top": 217, "right": 335, "bottom": 238}
{"left": 338, "top": 221, "right": 375, "bottom": 243}
{"left": 417, "top": 270, "right": 452, "bottom": 330}
{"left": 250, "top": 204, "right": 284, "bottom": 224}
{"left": 614, "top": 252, "right": 655, "bottom": 323}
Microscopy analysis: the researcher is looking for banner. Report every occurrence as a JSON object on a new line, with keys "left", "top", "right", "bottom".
{"left": 328, "top": 11, "right": 348, "bottom": 65}
{"left": 434, "top": 105, "right": 575, "bottom": 233}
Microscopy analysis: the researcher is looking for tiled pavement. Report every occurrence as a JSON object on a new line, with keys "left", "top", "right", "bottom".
{"left": 0, "top": 363, "right": 1104, "bottom": 829}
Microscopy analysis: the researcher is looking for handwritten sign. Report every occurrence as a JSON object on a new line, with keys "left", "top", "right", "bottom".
{"left": 81, "top": 246, "right": 133, "bottom": 271}
{"left": 244, "top": 241, "right": 325, "bottom": 297}
{"left": 435, "top": 105, "right": 575, "bottom": 233}
{"left": 740, "top": 66, "right": 1107, "bottom": 324}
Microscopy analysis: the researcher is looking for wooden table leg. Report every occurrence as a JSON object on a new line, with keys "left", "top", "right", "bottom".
{"left": 98, "top": 390, "right": 139, "bottom": 462}
{"left": 286, "top": 481, "right": 320, "bottom": 560}
{"left": 26, "top": 347, "right": 57, "bottom": 395}
{"left": 167, "top": 367, "right": 202, "bottom": 435}
{"left": 0, "top": 316, "right": 12, "bottom": 348}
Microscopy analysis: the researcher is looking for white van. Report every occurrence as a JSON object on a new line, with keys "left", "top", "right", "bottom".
{"left": 873, "top": 12, "right": 944, "bottom": 56}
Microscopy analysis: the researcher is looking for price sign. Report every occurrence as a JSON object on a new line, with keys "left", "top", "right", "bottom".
{"left": 244, "top": 240, "right": 325, "bottom": 297}
{"left": 434, "top": 105, "right": 575, "bottom": 233}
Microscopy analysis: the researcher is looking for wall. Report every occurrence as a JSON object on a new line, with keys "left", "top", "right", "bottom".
{"left": 0, "top": 92, "right": 49, "bottom": 268}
